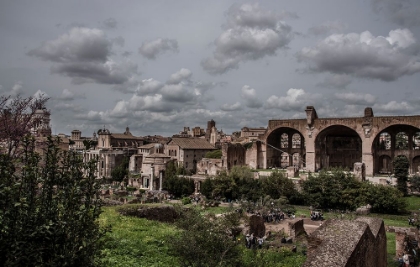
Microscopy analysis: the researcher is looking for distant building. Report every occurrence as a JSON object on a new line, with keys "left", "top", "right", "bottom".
{"left": 83, "top": 127, "right": 143, "bottom": 178}
{"left": 240, "top": 127, "right": 267, "bottom": 142}
{"left": 166, "top": 137, "right": 215, "bottom": 172}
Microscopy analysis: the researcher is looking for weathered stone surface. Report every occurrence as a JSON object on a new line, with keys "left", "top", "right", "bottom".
{"left": 303, "top": 218, "right": 386, "bottom": 267}
{"left": 248, "top": 215, "right": 265, "bottom": 238}
{"left": 117, "top": 205, "right": 179, "bottom": 223}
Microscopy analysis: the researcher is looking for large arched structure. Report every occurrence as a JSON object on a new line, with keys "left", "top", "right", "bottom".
{"left": 266, "top": 127, "right": 305, "bottom": 168}
{"left": 372, "top": 124, "right": 420, "bottom": 174}
{"left": 315, "top": 125, "right": 362, "bottom": 171}
{"left": 257, "top": 106, "right": 420, "bottom": 176}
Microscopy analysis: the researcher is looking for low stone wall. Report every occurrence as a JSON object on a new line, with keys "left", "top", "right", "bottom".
{"left": 117, "top": 205, "right": 179, "bottom": 223}
{"left": 303, "top": 217, "right": 386, "bottom": 267}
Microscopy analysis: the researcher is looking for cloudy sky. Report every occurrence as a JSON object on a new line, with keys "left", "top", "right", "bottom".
{"left": 1, "top": 0, "right": 420, "bottom": 137}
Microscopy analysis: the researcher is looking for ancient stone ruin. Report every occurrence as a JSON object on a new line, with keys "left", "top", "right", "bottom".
{"left": 303, "top": 217, "right": 386, "bottom": 267}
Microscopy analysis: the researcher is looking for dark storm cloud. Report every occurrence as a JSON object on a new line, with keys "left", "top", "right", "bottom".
{"left": 372, "top": 0, "right": 420, "bottom": 27}
{"left": 138, "top": 38, "right": 179, "bottom": 60}
{"left": 201, "top": 3, "right": 293, "bottom": 75}
{"left": 28, "top": 27, "right": 110, "bottom": 63}
{"left": 297, "top": 29, "right": 420, "bottom": 81}
{"left": 28, "top": 27, "right": 138, "bottom": 85}
{"left": 51, "top": 61, "right": 137, "bottom": 85}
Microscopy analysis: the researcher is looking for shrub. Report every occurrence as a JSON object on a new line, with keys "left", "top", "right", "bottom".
{"left": 182, "top": 197, "right": 192, "bottom": 205}
{"left": 0, "top": 137, "right": 107, "bottom": 266}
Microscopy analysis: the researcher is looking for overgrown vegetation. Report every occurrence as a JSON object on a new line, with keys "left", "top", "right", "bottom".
{"left": 0, "top": 137, "right": 107, "bottom": 266}
{"left": 394, "top": 155, "right": 409, "bottom": 196}
{"left": 111, "top": 157, "right": 129, "bottom": 182}
{"left": 302, "top": 168, "right": 407, "bottom": 214}
{"left": 204, "top": 149, "right": 222, "bottom": 158}
{"left": 163, "top": 161, "right": 195, "bottom": 197}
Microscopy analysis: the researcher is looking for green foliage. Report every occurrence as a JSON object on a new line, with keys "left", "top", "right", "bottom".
{"left": 181, "top": 197, "right": 191, "bottom": 205}
{"left": 83, "top": 139, "right": 98, "bottom": 150}
{"left": 168, "top": 206, "right": 243, "bottom": 267}
{"left": 301, "top": 168, "right": 407, "bottom": 214}
{"left": 0, "top": 136, "right": 106, "bottom": 267}
{"left": 111, "top": 157, "right": 129, "bottom": 182}
{"left": 409, "top": 175, "right": 420, "bottom": 193}
{"left": 163, "top": 176, "right": 195, "bottom": 198}
{"left": 200, "top": 178, "right": 214, "bottom": 199}
{"left": 394, "top": 156, "right": 409, "bottom": 196}
{"left": 261, "top": 171, "right": 302, "bottom": 204}
{"left": 204, "top": 150, "right": 222, "bottom": 159}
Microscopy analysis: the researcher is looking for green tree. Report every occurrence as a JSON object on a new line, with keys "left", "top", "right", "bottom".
{"left": 394, "top": 156, "right": 409, "bottom": 196}
{"left": 261, "top": 171, "right": 300, "bottom": 202}
{"left": 409, "top": 175, "right": 420, "bottom": 193}
{"left": 204, "top": 150, "right": 222, "bottom": 159}
{"left": 0, "top": 136, "right": 107, "bottom": 266}
{"left": 110, "top": 156, "right": 129, "bottom": 183}
{"left": 169, "top": 206, "right": 242, "bottom": 267}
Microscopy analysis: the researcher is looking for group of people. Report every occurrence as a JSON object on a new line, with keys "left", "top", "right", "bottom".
{"left": 310, "top": 210, "right": 324, "bottom": 221}
{"left": 262, "top": 209, "right": 295, "bottom": 223}
{"left": 245, "top": 233, "right": 264, "bottom": 249}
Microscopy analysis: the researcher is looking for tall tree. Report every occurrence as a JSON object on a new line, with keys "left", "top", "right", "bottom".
{"left": 0, "top": 136, "right": 107, "bottom": 266}
{"left": 0, "top": 94, "right": 49, "bottom": 157}
{"left": 394, "top": 155, "right": 409, "bottom": 196}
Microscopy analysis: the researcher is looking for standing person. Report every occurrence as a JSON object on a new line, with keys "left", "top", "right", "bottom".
{"left": 403, "top": 253, "right": 410, "bottom": 267}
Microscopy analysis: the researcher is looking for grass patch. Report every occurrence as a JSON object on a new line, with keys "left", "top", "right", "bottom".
{"left": 99, "top": 206, "right": 180, "bottom": 267}
{"left": 387, "top": 232, "right": 399, "bottom": 267}
{"left": 405, "top": 195, "right": 420, "bottom": 212}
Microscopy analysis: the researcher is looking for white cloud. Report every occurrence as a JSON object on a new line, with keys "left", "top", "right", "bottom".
{"left": 220, "top": 102, "right": 242, "bottom": 111}
{"left": 167, "top": 68, "right": 192, "bottom": 84}
{"left": 58, "top": 89, "right": 86, "bottom": 101}
{"left": 373, "top": 101, "right": 414, "bottom": 113}
{"left": 266, "top": 88, "right": 311, "bottom": 111}
{"left": 297, "top": 29, "right": 420, "bottom": 81}
{"left": 241, "top": 85, "right": 262, "bottom": 108}
{"left": 138, "top": 38, "right": 179, "bottom": 60}
{"left": 136, "top": 78, "right": 163, "bottom": 95}
{"left": 201, "top": 3, "right": 293, "bottom": 74}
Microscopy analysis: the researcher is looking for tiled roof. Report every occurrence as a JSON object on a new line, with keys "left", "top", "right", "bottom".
{"left": 111, "top": 133, "right": 143, "bottom": 140}
{"left": 138, "top": 143, "right": 158, "bottom": 149}
{"left": 169, "top": 138, "right": 215, "bottom": 150}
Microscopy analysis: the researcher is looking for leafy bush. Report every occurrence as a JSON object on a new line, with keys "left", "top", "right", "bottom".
{"left": 0, "top": 137, "right": 107, "bottom": 266}
{"left": 182, "top": 197, "right": 192, "bottom": 205}
{"left": 204, "top": 150, "right": 222, "bottom": 159}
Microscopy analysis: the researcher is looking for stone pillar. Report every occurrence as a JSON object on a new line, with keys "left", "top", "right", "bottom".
{"left": 150, "top": 165, "right": 154, "bottom": 191}
{"left": 353, "top": 162, "right": 366, "bottom": 181}
{"left": 159, "top": 171, "right": 162, "bottom": 191}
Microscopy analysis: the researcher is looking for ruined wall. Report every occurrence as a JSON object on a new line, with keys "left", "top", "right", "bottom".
{"left": 222, "top": 143, "right": 246, "bottom": 170}
{"left": 303, "top": 218, "right": 386, "bottom": 267}
{"left": 196, "top": 158, "right": 224, "bottom": 176}
{"left": 288, "top": 219, "right": 306, "bottom": 240}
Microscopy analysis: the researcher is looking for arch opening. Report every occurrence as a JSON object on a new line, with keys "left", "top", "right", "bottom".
{"left": 315, "top": 125, "right": 362, "bottom": 171}
{"left": 266, "top": 127, "right": 305, "bottom": 169}
{"left": 372, "top": 124, "right": 420, "bottom": 174}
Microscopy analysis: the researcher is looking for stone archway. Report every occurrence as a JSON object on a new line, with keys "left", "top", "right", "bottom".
{"left": 372, "top": 124, "right": 420, "bottom": 174}
{"left": 266, "top": 127, "right": 305, "bottom": 169}
{"left": 315, "top": 125, "right": 362, "bottom": 171}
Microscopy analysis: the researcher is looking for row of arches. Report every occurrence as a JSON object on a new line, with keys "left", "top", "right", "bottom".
{"left": 266, "top": 124, "right": 420, "bottom": 174}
